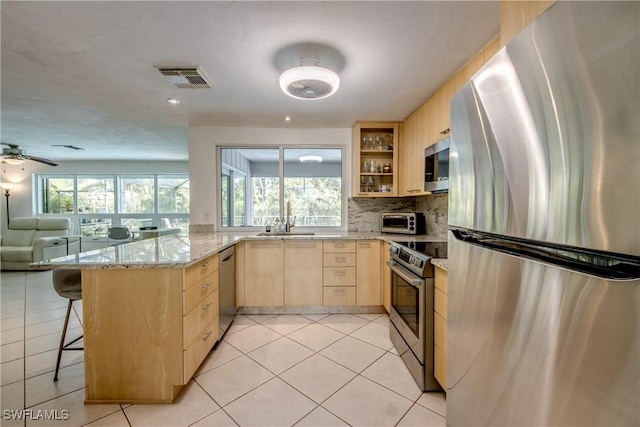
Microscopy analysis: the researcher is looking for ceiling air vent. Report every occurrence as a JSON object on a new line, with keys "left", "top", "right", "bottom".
{"left": 157, "top": 67, "right": 213, "bottom": 89}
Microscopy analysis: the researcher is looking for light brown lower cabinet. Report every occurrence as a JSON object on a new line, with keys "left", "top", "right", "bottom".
{"left": 244, "top": 240, "right": 284, "bottom": 306}
{"left": 82, "top": 253, "right": 220, "bottom": 403}
{"left": 356, "top": 240, "right": 381, "bottom": 305}
{"left": 434, "top": 266, "right": 448, "bottom": 389}
{"left": 284, "top": 240, "right": 323, "bottom": 305}
{"left": 382, "top": 241, "right": 391, "bottom": 313}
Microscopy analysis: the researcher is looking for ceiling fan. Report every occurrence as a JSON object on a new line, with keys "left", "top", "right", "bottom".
{"left": 1, "top": 143, "right": 58, "bottom": 166}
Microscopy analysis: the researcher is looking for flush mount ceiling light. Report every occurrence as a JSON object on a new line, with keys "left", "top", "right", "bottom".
{"left": 299, "top": 155, "right": 323, "bottom": 163}
{"left": 167, "top": 98, "right": 180, "bottom": 104}
{"left": 3, "top": 157, "right": 25, "bottom": 165}
{"left": 279, "top": 58, "right": 340, "bottom": 100}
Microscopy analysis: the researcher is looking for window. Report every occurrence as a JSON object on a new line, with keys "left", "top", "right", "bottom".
{"left": 36, "top": 174, "right": 190, "bottom": 237}
{"left": 219, "top": 147, "right": 343, "bottom": 229}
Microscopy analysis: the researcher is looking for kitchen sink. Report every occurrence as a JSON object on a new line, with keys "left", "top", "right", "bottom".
{"left": 255, "top": 232, "right": 315, "bottom": 236}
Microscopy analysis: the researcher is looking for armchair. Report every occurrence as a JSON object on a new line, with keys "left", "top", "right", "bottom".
{"left": 0, "top": 217, "right": 80, "bottom": 270}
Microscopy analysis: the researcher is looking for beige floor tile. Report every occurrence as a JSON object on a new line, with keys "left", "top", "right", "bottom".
{"left": 280, "top": 354, "right": 356, "bottom": 404}
{"left": 2, "top": 358, "right": 24, "bottom": 386}
{"left": 416, "top": 391, "right": 447, "bottom": 417}
{"left": 247, "top": 337, "right": 313, "bottom": 374}
{"left": 224, "top": 315, "right": 256, "bottom": 335}
{"left": 1, "top": 304, "right": 25, "bottom": 320}
{"left": 1, "top": 340, "right": 25, "bottom": 363}
{"left": 25, "top": 388, "right": 120, "bottom": 427}
{"left": 84, "top": 410, "right": 130, "bottom": 426}
{"left": 299, "top": 313, "right": 329, "bottom": 322}
{"left": 191, "top": 408, "right": 238, "bottom": 426}
{"left": 1, "top": 316, "right": 25, "bottom": 331}
{"left": 224, "top": 378, "right": 316, "bottom": 427}
{"left": 243, "top": 314, "right": 277, "bottom": 323}
{"left": 124, "top": 381, "right": 219, "bottom": 426}
{"left": 195, "top": 341, "right": 243, "bottom": 376}
{"left": 294, "top": 406, "right": 348, "bottom": 427}
{"left": 261, "top": 314, "right": 313, "bottom": 335}
{"left": 350, "top": 321, "right": 393, "bottom": 350}
{"left": 374, "top": 314, "right": 390, "bottom": 326}
{"left": 195, "top": 355, "right": 274, "bottom": 407}
{"left": 25, "top": 362, "right": 85, "bottom": 407}
{"left": 25, "top": 326, "right": 83, "bottom": 357}
{"left": 319, "top": 335, "right": 385, "bottom": 373}
{"left": 25, "top": 348, "right": 84, "bottom": 379}
{"left": 361, "top": 352, "right": 423, "bottom": 401}
{"left": 352, "top": 313, "right": 383, "bottom": 322}
{"left": 2, "top": 380, "right": 25, "bottom": 412}
{"left": 222, "top": 324, "right": 281, "bottom": 354}
{"left": 397, "top": 403, "right": 446, "bottom": 426}
{"left": 318, "top": 314, "right": 368, "bottom": 335}
{"left": 287, "top": 323, "right": 344, "bottom": 352}
{"left": 26, "top": 300, "right": 68, "bottom": 315}
{"left": 322, "top": 376, "right": 413, "bottom": 427}
{"left": 25, "top": 316, "right": 82, "bottom": 340}
{"left": 25, "top": 307, "right": 69, "bottom": 326}
{"left": 1, "top": 326, "right": 24, "bottom": 345}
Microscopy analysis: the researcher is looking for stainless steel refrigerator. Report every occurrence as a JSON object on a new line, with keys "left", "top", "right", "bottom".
{"left": 448, "top": 2, "right": 639, "bottom": 426}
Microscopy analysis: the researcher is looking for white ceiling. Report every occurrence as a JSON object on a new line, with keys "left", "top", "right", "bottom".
{"left": 1, "top": 1, "right": 500, "bottom": 163}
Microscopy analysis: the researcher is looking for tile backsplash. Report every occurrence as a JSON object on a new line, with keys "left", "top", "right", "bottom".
{"left": 348, "top": 194, "right": 449, "bottom": 239}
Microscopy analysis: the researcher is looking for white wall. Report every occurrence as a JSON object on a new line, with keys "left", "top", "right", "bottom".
{"left": 0, "top": 160, "right": 188, "bottom": 235}
{"left": 188, "top": 126, "right": 352, "bottom": 230}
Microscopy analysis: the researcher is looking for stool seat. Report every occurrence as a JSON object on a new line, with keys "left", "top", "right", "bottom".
{"left": 52, "top": 269, "right": 83, "bottom": 382}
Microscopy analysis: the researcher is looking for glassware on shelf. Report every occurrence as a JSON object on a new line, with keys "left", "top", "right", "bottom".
{"left": 383, "top": 163, "right": 391, "bottom": 173}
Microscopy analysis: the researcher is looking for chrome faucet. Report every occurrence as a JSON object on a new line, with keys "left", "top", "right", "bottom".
{"left": 284, "top": 201, "right": 295, "bottom": 232}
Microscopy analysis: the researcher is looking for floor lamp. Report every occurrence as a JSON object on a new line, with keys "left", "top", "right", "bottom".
{"left": 0, "top": 183, "right": 13, "bottom": 227}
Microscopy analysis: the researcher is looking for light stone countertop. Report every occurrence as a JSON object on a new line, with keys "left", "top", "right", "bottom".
{"left": 34, "top": 231, "right": 447, "bottom": 270}
{"left": 431, "top": 258, "right": 448, "bottom": 271}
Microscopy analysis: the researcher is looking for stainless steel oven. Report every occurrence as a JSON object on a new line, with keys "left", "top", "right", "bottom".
{"left": 388, "top": 241, "right": 446, "bottom": 392}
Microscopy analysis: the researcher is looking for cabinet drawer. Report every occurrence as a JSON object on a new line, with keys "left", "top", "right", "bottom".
{"left": 183, "top": 290, "right": 219, "bottom": 348}
{"left": 323, "top": 267, "right": 356, "bottom": 286}
{"left": 183, "top": 273, "right": 219, "bottom": 314}
{"left": 434, "top": 345, "right": 447, "bottom": 389}
{"left": 323, "top": 240, "right": 356, "bottom": 253}
{"left": 183, "top": 317, "right": 218, "bottom": 383}
{"left": 185, "top": 254, "right": 219, "bottom": 289}
{"left": 323, "top": 287, "right": 356, "bottom": 306}
{"left": 434, "top": 288, "right": 447, "bottom": 320}
{"left": 434, "top": 268, "right": 448, "bottom": 294}
{"left": 323, "top": 253, "right": 356, "bottom": 267}
{"left": 434, "top": 312, "right": 447, "bottom": 355}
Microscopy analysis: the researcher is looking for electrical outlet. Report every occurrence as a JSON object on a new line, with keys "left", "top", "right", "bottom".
{"left": 204, "top": 212, "right": 210, "bottom": 222}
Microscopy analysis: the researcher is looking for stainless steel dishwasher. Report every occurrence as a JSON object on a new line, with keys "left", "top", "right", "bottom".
{"left": 218, "top": 245, "right": 236, "bottom": 340}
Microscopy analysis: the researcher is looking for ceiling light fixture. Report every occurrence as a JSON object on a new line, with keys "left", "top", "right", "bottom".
{"left": 299, "top": 155, "right": 323, "bottom": 163}
{"left": 3, "top": 157, "right": 26, "bottom": 166}
{"left": 279, "top": 58, "right": 340, "bottom": 101}
{"left": 167, "top": 98, "right": 180, "bottom": 104}
{"left": 284, "top": 116, "right": 291, "bottom": 122}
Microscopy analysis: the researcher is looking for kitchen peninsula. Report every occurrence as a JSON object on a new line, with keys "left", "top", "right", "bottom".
{"left": 38, "top": 231, "right": 446, "bottom": 404}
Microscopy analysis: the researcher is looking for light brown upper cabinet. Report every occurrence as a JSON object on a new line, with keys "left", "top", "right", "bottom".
{"left": 352, "top": 122, "right": 399, "bottom": 197}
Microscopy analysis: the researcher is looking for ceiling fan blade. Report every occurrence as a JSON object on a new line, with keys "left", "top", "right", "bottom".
{"left": 24, "top": 155, "right": 58, "bottom": 167}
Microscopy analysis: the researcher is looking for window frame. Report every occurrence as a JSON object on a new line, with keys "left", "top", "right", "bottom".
{"left": 216, "top": 145, "right": 346, "bottom": 232}
{"left": 35, "top": 173, "right": 190, "bottom": 239}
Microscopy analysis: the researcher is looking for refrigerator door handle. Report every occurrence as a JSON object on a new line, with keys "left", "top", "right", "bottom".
{"left": 451, "top": 229, "right": 640, "bottom": 280}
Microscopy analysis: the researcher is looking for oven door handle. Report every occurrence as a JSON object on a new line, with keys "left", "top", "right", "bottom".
{"left": 387, "top": 260, "right": 424, "bottom": 288}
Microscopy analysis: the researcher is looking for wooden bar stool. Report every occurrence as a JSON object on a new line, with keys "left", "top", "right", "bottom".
{"left": 52, "top": 269, "right": 83, "bottom": 382}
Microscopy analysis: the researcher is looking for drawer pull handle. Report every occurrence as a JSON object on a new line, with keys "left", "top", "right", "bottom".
{"left": 202, "top": 302, "right": 213, "bottom": 311}
{"left": 334, "top": 243, "right": 345, "bottom": 248}
{"left": 201, "top": 261, "right": 212, "bottom": 268}
{"left": 358, "top": 243, "right": 371, "bottom": 248}
{"left": 335, "top": 256, "right": 347, "bottom": 262}
{"left": 334, "top": 271, "right": 347, "bottom": 276}
{"left": 202, "top": 331, "right": 213, "bottom": 341}
{"left": 334, "top": 289, "right": 346, "bottom": 295}
{"left": 201, "top": 281, "right": 212, "bottom": 290}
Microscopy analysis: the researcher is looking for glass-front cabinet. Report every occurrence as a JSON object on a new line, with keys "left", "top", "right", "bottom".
{"left": 352, "top": 122, "right": 399, "bottom": 197}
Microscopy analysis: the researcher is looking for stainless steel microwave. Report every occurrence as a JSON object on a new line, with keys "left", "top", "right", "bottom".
{"left": 425, "top": 137, "right": 450, "bottom": 193}
{"left": 380, "top": 212, "right": 426, "bottom": 235}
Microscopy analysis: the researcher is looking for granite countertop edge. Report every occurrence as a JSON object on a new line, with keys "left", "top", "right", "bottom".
{"left": 431, "top": 258, "right": 448, "bottom": 271}
{"left": 33, "top": 231, "right": 448, "bottom": 269}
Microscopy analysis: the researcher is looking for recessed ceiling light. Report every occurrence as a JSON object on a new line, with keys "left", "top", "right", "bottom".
{"left": 284, "top": 116, "right": 291, "bottom": 122}
{"left": 299, "top": 155, "right": 323, "bottom": 163}
{"left": 167, "top": 98, "right": 180, "bottom": 104}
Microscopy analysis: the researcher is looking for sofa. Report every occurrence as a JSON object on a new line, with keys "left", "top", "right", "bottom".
{"left": 0, "top": 217, "right": 80, "bottom": 270}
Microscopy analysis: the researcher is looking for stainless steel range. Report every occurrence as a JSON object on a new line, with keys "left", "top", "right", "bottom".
{"left": 388, "top": 241, "right": 447, "bottom": 391}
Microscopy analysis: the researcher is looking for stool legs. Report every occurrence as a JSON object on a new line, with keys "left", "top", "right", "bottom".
{"left": 54, "top": 299, "right": 83, "bottom": 382}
